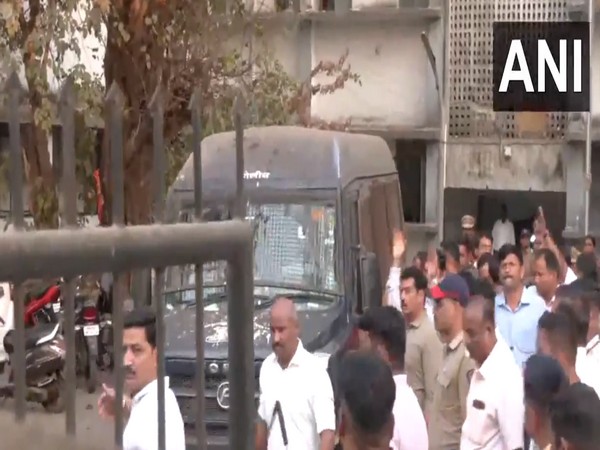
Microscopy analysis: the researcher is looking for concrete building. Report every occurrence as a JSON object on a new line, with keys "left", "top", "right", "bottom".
{"left": 442, "top": 0, "right": 599, "bottom": 249}
{"left": 2, "top": 0, "right": 599, "bottom": 258}
{"left": 264, "top": 0, "right": 599, "bottom": 257}
{"left": 260, "top": 0, "right": 444, "bottom": 256}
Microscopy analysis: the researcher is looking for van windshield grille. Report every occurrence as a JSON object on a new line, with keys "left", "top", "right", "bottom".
{"left": 164, "top": 203, "right": 339, "bottom": 301}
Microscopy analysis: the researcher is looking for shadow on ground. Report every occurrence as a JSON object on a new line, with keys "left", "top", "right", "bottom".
{"left": 0, "top": 370, "right": 114, "bottom": 449}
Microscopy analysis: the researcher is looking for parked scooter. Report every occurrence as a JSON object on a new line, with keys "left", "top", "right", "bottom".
{"left": 24, "top": 281, "right": 62, "bottom": 327}
{"left": 0, "top": 317, "right": 66, "bottom": 413}
{"left": 51, "top": 276, "right": 113, "bottom": 393}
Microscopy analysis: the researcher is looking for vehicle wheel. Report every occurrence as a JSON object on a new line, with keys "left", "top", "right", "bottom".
{"left": 86, "top": 356, "right": 98, "bottom": 394}
{"left": 42, "top": 373, "right": 65, "bottom": 414}
{"left": 104, "top": 341, "right": 114, "bottom": 371}
{"left": 75, "top": 334, "right": 87, "bottom": 376}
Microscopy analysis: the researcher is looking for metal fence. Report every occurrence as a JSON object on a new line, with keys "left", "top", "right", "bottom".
{"left": 0, "top": 71, "right": 256, "bottom": 450}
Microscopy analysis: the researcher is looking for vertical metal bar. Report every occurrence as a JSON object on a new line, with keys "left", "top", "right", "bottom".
{"left": 420, "top": 31, "right": 446, "bottom": 244}
{"left": 10, "top": 285, "right": 26, "bottom": 421}
{"left": 6, "top": 71, "right": 26, "bottom": 422}
{"left": 106, "top": 81, "right": 126, "bottom": 446}
{"left": 59, "top": 76, "right": 78, "bottom": 436}
{"left": 229, "top": 88, "right": 253, "bottom": 450}
{"left": 189, "top": 87, "right": 206, "bottom": 449}
{"left": 584, "top": 4, "right": 595, "bottom": 235}
{"left": 440, "top": 0, "right": 450, "bottom": 242}
{"left": 150, "top": 84, "right": 166, "bottom": 450}
{"left": 227, "top": 247, "right": 255, "bottom": 450}
{"left": 152, "top": 270, "right": 165, "bottom": 447}
{"left": 233, "top": 93, "right": 245, "bottom": 219}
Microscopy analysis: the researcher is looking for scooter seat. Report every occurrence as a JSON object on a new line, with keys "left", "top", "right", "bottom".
{"left": 3, "top": 323, "right": 60, "bottom": 354}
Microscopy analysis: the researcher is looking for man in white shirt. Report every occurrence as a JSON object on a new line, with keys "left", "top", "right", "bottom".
{"left": 98, "top": 307, "right": 185, "bottom": 450}
{"left": 384, "top": 229, "right": 434, "bottom": 321}
{"left": 554, "top": 296, "right": 600, "bottom": 396}
{"left": 336, "top": 351, "right": 396, "bottom": 450}
{"left": 537, "top": 309, "right": 600, "bottom": 397}
{"left": 255, "top": 297, "right": 335, "bottom": 450}
{"left": 356, "top": 305, "right": 428, "bottom": 450}
{"left": 461, "top": 295, "right": 524, "bottom": 450}
{"left": 491, "top": 204, "right": 515, "bottom": 252}
{"left": 527, "top": 249, "right": 560, "bottom": 310}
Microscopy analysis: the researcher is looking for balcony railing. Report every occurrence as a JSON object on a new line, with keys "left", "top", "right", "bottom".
{"left": 247, "top": 0, "right": 441, "bottom": 18}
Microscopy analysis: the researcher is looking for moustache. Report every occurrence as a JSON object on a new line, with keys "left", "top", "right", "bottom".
{"left": 125, "top": 365, "right": 135, "bottom": 376}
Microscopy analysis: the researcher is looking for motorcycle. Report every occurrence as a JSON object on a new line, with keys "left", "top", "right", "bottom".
{"left": 88, "top": 276, "right": 114, "bottom": 372}
{"left": 74, "top": 287, "right": 101, "bottom": 394}
{"left": 72, "top": 277, "right": 114, "bottom": 393}
{"left": 23, "top": 281, "right": 62, "bottom": 327}
{"left": 0, "top": 317, "right": 66, "bottom": 413}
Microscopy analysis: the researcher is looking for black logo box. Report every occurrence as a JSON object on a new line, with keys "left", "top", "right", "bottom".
{"left": 492, "top": 21, "right": 590, "bottom": 112}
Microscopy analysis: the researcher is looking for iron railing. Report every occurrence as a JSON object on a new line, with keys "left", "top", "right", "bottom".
{"left": 0, "top": 72, "right": 255, "bottom": 450}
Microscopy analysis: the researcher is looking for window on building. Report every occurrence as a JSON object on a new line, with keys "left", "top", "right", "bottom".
{"left": 394, "top": 140, "right": 424, "bottom": 223}
{"left": 321, "top": 0, "right": 335, "bottom": 10}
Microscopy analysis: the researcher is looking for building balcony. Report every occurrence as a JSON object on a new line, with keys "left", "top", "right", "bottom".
{"left": 251, "top": 0, "right": 442, "bottom": 24}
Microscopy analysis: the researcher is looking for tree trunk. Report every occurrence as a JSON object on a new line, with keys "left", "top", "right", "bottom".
{"left": 22, "top": 57, "right": 58, "bottom": 229}
{"left": 124, "top": 143, "right": 154, "bottom": 225}
{"left": 100, "top": 9, "right": 160, "bottom": 227}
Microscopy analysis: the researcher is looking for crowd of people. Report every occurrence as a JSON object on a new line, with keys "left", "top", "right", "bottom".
{"left": 254, "top": 209, "right": 600, "bottom": 450}
{"left": 93, "top": 209, "right": 600, "bottom": 450}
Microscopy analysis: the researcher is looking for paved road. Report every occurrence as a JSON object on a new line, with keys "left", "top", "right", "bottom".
{"left": 0, "top": 372, "right": 114, "bottom": 446}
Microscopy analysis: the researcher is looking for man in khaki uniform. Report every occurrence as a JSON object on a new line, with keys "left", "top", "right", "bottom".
{"left": 428, "top": 274, "right": 476, "bottom": 450}
{"left": 400, "top": 266, "right": 443, "bottom": 419}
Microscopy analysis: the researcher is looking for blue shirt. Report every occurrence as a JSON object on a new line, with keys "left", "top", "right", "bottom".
{"left": 495, "top": 288, "right": 547, "bottom": 369}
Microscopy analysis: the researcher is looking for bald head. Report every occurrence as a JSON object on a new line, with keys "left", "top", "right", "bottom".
{"left": 270, "top": 297, "right": 300, "bottom": 365}
{"left": 270, "top": 297, "right": 298, "bottom": 323}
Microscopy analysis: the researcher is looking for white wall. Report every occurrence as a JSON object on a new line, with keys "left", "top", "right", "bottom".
{"left": 254, "top": 22, "right": 299, "bottom": 77}
{"left": 445, "top": 142, "right": 566, "bottom": 192}
{"left": 311, "top": 22, "right": 438, "bottom": 129}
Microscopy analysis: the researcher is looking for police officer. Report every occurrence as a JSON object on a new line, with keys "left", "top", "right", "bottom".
{"left": 428, "top": 274, "right": 476, "bottom": 450}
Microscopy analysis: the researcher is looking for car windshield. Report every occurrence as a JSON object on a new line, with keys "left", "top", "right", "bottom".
{"left": 164, "top": 202, "right": 339, "bottom": 304}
